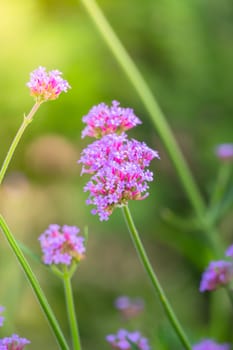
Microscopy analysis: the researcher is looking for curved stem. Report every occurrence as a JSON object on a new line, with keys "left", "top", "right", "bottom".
{"left": 0, "top": 215, "right": 69, "bottom": 350}
{"left": 122, "top": 206, "right": 192, "bottom": 350}
{"left": 209, "top": 163, "right": 232, "bottom": 208}
{"left": 78, "top": 0, "right": 226, "bottom": 260}
{"left": 0, "top": 102, "right": 41, "bottom": 185}
{"left": 63, "top": 267, "right": 82, "bottom": 350}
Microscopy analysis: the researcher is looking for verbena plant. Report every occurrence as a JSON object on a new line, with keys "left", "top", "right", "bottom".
{"left": 0, "top": 1, "right": 233, "bottom": 350}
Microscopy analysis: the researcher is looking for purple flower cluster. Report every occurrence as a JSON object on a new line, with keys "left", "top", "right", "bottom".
{"left": 215, "top": 143, "right": 233, "bottom": 161}
{"left": 225, "top": 245, "right": 233, "bottom": 258}
{"left": 27, "top": 66, "right": 70, "bottom": 102}
{"left": 39, "top": 224, "right": 86, "bottom": 266}
{"left": 115, "top": 296, "right": 144, "bottom": 319}
{"left": 0, "top": 306, "right": 4, "bottom": 327}
{"left": 0, "top": 307, "right": 30, "bottom": 350}
{"left": 0, "top": 335, "right": 30, "bottom": 350}
{"left": 79, "top": 101, "right": 159, "bottom": 220}
{"left": 199, "top": 261, "right": 233, "bottom": 292}
{"left": 192, "top": 339, "right": 230, "bottom": 350}
{"left": 106, "top": 329, "right": 150, "bottom": 350}
{"left": 81, "top": 100, "right": 142, "bottom": 139}
{"left": 199, "top": 244, "right": 233, "bottom": 292}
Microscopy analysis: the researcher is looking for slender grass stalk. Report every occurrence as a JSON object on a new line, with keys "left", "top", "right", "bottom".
{"left": 78, "top": 0, "right": 226, "bottom": 258}
{"left": 0, "top": 215, "right": 69, "bottom": 350}
{"left": 209, "top": 163, "right": 232, "bottom": 208}
{"left": 62, "top": 267, "right": 82, "bottom": 350}
{"left": 79, "top": 0, "right": 206, "bottom": 222}
{"left": 122, "top": 205, "right": 192, "bottom": 350}
{"left": 0, "top": 102, "right": 41, "bottom": 185}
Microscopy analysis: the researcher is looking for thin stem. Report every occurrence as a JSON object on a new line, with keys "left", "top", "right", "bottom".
{"left": 62, "top": 267, "right": 82, "bottom": 350}
{"left": 122, "top": 206, "right": 192, "bottom": 350}
{"left": 0, "top": 215, "right": 69, "bottom": 350}
{"left": 0, "top": 102, "right": 41, "bottom": 185}
{"left": 79, "top": 0, "right": 225, "bottom": 259}
{"left": 209, "top": 163, "right": 232, "bottom": 208}
{"left": 79, "top": 0, "right": 206, "bottom": 221}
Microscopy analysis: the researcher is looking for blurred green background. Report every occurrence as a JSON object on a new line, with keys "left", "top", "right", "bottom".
{"left": 0, "top": 0, "right": 233, "bottom": 349}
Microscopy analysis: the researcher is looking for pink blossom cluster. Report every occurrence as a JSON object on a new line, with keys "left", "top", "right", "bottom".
{"left": 114, "top": 296, "right": 144, "bottom": 319}
{"left": 192, "top": 339, "right": 230, "bottom": 350}
{"left": 0, "top": 335, "right": 30, "bottom": 350}
{"left": 106, "top": 329, "right": 150, "bottom": 350}
{"left": 79, "top": 101, "right": 159, "bottom": 220}
{"left": 81, "top": 100, "right": 142, "bottom": 139}
{"left": 199, "top": 244, "right": 233, "bottom": 292}
{"left": 215, "top": 143, "right": 233, "bottom": 161}
{"left": 0, "top": 306, "right": 30, "bottom": 350}
{"left": 27, "top": 66, "right": 70, "bottom": 102}
{"left": 39, "top": 224, "right": 86, "bottom": 266}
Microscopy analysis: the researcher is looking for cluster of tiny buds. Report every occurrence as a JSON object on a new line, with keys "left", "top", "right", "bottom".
{"left": 0, "top": 306, "right": 30, "bottom": 350}
{"left": 114, "top": 296, "right": 144, "bottom": 319}
{"left": 27, "top": 66, "right": 70, "bottom": 103}
{"left": 79, "top": 101, "right": 159, "bottom": 220}
{"left": 215, "top": 143, "right": 233, "bottom": 162}
{"left": 106, "top": 329, "right": 150, "bottom": 350}
{"left": 200, "top": 244, "right": 233, "bottom": 292}
{"left": 39, "top": 224, "right": 86, "bottom": 267}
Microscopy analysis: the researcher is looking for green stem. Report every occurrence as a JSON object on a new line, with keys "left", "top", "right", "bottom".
{"left": 209, "top": 163, "right": 232, "bottom": 208}
{"left": 79, "top": 0, "right": 206, "bottom": 221}
{"left": 0, "top": 102, "right": 41, "bottom": 185}
{"left": 122, "top": 206, "right": 192, "bottom": 350}
{"left": 0, "top": 215, "right": 69, "bottom": 350}
{"left": 62, "top": 267, "right": 82, "bottom": 350}
{"left": 79, "top": 0, "right": 225, "bottom": 258}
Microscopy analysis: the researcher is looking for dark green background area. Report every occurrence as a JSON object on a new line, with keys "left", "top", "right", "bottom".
{"left": 0, "top": 1, "right": 232, "bottom": 349}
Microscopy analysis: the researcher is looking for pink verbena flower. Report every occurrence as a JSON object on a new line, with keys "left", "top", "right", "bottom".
{"left": 114, "top": 296, "right": 144, "bottom": 319}
{"left": 81, "top": 101, "right": 142, "bottom": 138}
{"left": 79, "top": 133, "right": 159, "bottom": 221}
{"left": 192, "top": 339, "right": 230, "bottom": 350}
{"left": 225, "top": 244, "right": 233, "bottom": 258}
{"left": 0, "top": 306, "right": 4, "bottom": 327}
{"left": 0, "top": 334, "right": 30, "bottom": 350}
{"left": 215, "top": 143, "right": 233, "bottom": 161}
{"left": 27, "top": 66, "right": 70, "bottom": 102}
{"left": 39, "top": 224, "right": 86, "bottom": 266}
{"left": 199, "top": 260, "right": 233, "bottom": 292}
{"left": 106, "top": 329, "right": 150, "bottom": 350}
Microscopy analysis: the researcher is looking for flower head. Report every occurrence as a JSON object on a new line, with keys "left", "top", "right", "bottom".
{"left": 225, "top": 244, "right": 233, "bottom": 259}
{"left": 106, "top": 329, "right": 150, "bottom": 350}
{"left": 0, "top": 306, "right": 5, "bottom": 327}
{"left": 81, "top": 101, "right": 142, "bottom": 138}
{"left": 27, "top": 66, "right": 70, "bottom": 102}
{"left": 215, "top": 144, "right": 233, "bottom": 161}
{"left": 115, "top": 296, "right": 144, "bottom": 319}
{"left": 39, "top": 224, "right": 86, "bottom": 266}
{"left": 79, "top": 133, "right": 159, "bottom": 221}
{"left": 192, "top": 339, "right": 230, "bottom": 350}
{"left": 199, "top": 260, "right": 233, "bottom": 292}
{"left": 0, "top": 334, "right": 30, "bottom": 350}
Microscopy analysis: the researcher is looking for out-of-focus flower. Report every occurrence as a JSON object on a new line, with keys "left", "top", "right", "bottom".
{"left": 27, "top": 66, "right": 70, "bottom": 102}
{"left": 0, "top": 306, "right": 4, "bottom": 327}
{"left": 225, "top": 245, "right": 233, "bottom": 259}
{"left": 81, "top": 101, "right": 142, "bottom": 139}
{"left": 199, "top": 260, "right": 233, "bottom": 292}
{"left": 215, "top": 144, "right": 233, "bottom": 161}
{"left": 115, "top": 296, "right": 144, "bottom": 319}
{"left": 0, "top": 334, "right": 30, "bottom": 350}
{"left": 192, "top": 339, "right": 230, "bottom": 350}
{"left": 79, "top": 133, "right": 159, "bottom": 221}
{"left": 39, "top": 224, "right": 86, "bottom": 266}
{"left": 106, "top": 329, "right": 150, "bottom": 350}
